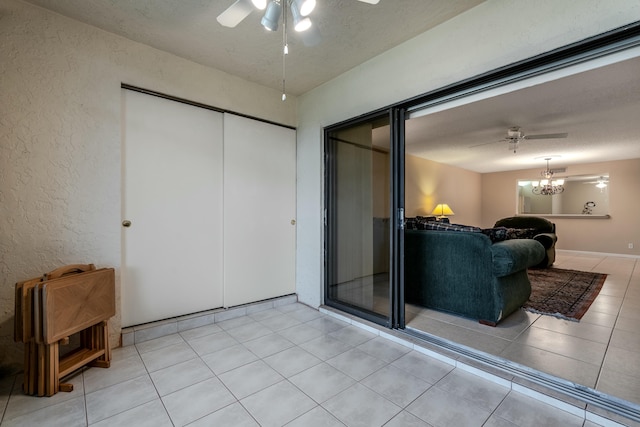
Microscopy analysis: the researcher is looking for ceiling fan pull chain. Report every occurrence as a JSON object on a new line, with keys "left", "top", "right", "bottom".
{"left": 282, "top": 0, "right": 287, "bottom": 101}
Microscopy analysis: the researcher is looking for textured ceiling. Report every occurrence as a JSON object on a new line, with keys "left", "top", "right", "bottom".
{"left": 22, "top": 0, "right": 484, "bottom": 95}
{"left": 22, "top": 1, "right": 640, "bottom": 172}
{"left": 380, "top": 54, "right": 640, "bottom": 173}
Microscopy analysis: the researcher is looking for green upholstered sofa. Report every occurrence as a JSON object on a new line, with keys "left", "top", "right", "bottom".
{"left": 494, "top": 216, "right": 557, "bottom": 268}
{"left": 405, "top": 229, "right": 545, "bottom": 326}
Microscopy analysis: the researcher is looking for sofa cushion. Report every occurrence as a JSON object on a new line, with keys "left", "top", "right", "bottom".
{"left": 423, "top": 222, "right": 482, "bottom": 233}
{"left": 482, "top": 227, "right": 538, "bottom": 243}
{"left": 405, "top": 216, "right": 436, "bottom": 230}
{"left": 406, "top": 217, "right": 482, "bottom": 233}
{"left": 494, "top": 216, "right": 555, "bottom": 233}
{"left": 533, "top": 233, "right": 557, "bottom": 249}
{"left": 491, "top": 239, "right": 545, "bottom": 277}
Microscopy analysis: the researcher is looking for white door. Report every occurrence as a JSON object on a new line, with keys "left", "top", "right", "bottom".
{"left": 121, "top": 89, "right": 224, "bottom": 327}
{"left": 223, "top": 113, "right": 296, "bottom": 307}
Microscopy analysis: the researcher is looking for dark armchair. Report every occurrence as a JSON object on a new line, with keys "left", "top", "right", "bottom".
{"left": 493, "top": 216, "right": 557, "bottom": 268}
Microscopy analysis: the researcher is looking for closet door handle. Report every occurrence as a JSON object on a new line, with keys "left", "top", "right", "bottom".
{"left": 122, "top": 220, "right": 132, "bottom": 228}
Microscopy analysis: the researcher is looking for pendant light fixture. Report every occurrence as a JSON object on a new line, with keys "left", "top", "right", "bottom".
{"left": 290, "top": 1, "right": 312, "bottom": 32}
{"left": 218, "top": 0, "right": 379, "bottom": 100}
{"left": 531, "top": 158, "right": 565, "bottom": 196}
{"left": 260, "top": 0, "right": 282, "bottom": 31}
{"left": 260, "top": 0, "right": 316, "bottom": 101}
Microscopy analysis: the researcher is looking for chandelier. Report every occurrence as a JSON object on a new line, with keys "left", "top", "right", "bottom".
{"left": 531, "top": 158, "right": 565, "bottom": 196}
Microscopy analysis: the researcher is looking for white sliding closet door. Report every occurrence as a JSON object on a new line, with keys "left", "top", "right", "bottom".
{"left": 121, "top": 89, "right": 224, "bottom": 327}
{"left": 223, "top": 113, "right": 296, "bottom": 307}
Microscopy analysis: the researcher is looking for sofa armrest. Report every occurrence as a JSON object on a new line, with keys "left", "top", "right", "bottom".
{"left": 533, "top": 233, "right": 557, "bottom": 250}
{"left": 490, "top": 239, "right": 545, "bottom": 277}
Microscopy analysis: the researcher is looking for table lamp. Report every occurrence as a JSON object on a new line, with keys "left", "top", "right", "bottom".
{"left": 431, "top": 203, "right": 455, "bottom": 220}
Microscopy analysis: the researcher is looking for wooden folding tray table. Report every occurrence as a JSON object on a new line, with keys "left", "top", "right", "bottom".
{"left": 15, "top": 264, "right": 115, "bottom": 396}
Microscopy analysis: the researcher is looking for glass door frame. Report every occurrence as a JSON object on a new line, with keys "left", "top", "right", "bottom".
{"left": 324, "top": 107, "right": 406, "bottom": 328}
{"left": 323, "top": 20, "right": 640, "bottom": 423}
{"left": 324, "top": 21, "right": 640, "bottom": 332}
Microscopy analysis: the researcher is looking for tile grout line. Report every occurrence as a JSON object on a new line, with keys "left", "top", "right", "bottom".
{"left": 4, "top": 300, "right": 629, "bottom": 426}
{"left": 319, "top": 305, "right": 623, "bottom": 426}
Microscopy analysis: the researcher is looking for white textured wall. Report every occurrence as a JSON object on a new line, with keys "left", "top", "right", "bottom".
{"left": 296, "top": 0, "right": 640, "bottom": 308}
{"left": 0, "top": 0, "right": 296, "bottom": 371}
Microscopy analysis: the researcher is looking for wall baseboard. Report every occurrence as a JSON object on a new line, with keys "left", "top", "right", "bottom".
{"left": 120, "top": 294, "right": 298, "bottom": 346}
{"left": 556, "top": 249, "right": 640, "bottom": 259}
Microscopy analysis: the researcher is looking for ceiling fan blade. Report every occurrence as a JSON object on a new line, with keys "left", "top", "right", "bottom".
{"left": 469, "top": 139, "right": 506, "bottom": 148}
{"left": 523, "top": 133, "right": 568, "bottom": 140}
{"left": 217, "top": 0, "right": 254, "bottom": 28}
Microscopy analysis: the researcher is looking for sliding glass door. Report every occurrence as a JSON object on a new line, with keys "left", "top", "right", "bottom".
{"left": 325, "top": 111, "right": 404, "bottom": 327}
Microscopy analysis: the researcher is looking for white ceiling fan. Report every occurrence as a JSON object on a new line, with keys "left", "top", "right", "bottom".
{"left": 582, "top": 175, "right": 609, "bottom": 187}
{"left": 472, "top": 126, "right": 568, "bottom": 153}
{"left": 217, "top": 0, "right": 380, "bottom": 100}
{"left": 217, "top": 0, "right": 380, "bottom": 29}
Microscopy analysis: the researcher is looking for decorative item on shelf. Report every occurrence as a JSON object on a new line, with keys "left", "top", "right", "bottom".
{"left": 531, "top": 158, "right": 565, "bottom": 195}
{"left": 431, "top": 203, "right": 455, "bottom": 221}
{"left": 582, "top": 201, "right": 596, "bottom": 214}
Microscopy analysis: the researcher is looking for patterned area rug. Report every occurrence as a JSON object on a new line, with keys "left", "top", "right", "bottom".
{"left": 523, "top": 268, "right": 607, "bottom": 321}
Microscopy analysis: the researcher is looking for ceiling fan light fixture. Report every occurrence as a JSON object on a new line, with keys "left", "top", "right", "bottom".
{"left": 595, "top": 176, "right": 608, "bottom": 190}
{"left": 294, "top": 0, "right": 316, "bottom": 16}
{"left": 294, "top": 17, "right": 312, "bottom": 32}
{"left": 251, "top": 0, "right": 268, "bottom": 10}
{"left": 261, "top": 0, "right": 282, "bottom": 31}
{"left": 291, "top": 2, "right": 312, "bottom": 32}
{"left": 507, "top": 126, "right": 522, "bottom": 138}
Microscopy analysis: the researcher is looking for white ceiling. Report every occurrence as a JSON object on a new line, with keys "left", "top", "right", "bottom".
{"left": 23, "top": 0, "right": 483, "bottom": 95}
{"left": 24, "top": 0, "right": 640, "bottom": 173}
{"left": 384, "top": 54, "right": 640, "bottom": 173}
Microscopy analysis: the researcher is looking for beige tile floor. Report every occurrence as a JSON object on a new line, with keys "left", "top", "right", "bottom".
{"left": 407, "top": 251, "right": 640, "bottom": 408}
{"left": 0, "top": 300, "right": 624, "bottom": 426}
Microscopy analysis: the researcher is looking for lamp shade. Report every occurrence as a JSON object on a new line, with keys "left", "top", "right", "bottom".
{"left": 261, "top": 0, "right": 282, "bottom": 31}
{"left": 291, "top": 1, "right": 312, "bottom": 31}
{"left": 294, "top": 0, "right": 316, "bottom": 16}
{"left": 431, "top": 203, "right": 454, "bottom": 217}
